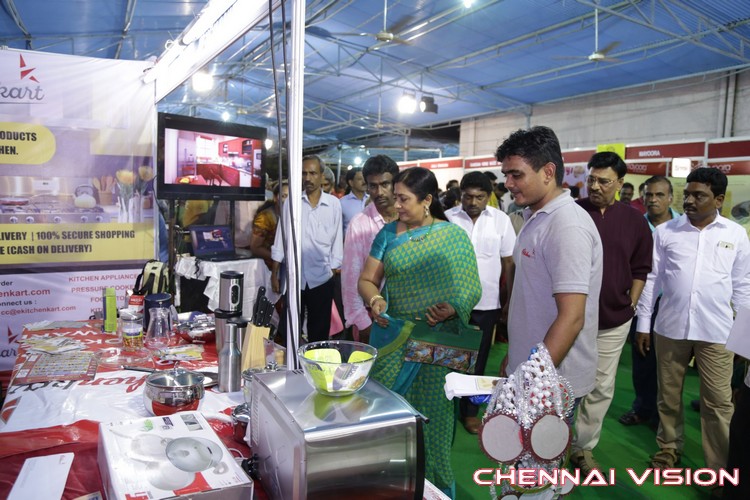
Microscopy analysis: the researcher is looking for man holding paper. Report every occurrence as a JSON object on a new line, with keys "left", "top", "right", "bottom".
{"left": 636, "top": 168, "right": 750, "bottom": 479}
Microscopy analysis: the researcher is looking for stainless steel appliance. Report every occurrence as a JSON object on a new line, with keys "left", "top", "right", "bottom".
{"left": 251, "top": 370, "right": 425, "bottom": 500}
{"left": 0, "top": 202, "right": 105, "bottom": 224}
{"left": 218, "top": 271, "right": 243, "bottom": 312}
{"left": 215, "top": 271, "right": 243, "bottom": 354}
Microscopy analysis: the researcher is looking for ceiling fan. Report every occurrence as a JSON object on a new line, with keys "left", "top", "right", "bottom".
{"left": 559, "top": 8, "right": 620, "bottom": 62}
{"left": 339, "top": 0, "right": 413, "bottom": 45}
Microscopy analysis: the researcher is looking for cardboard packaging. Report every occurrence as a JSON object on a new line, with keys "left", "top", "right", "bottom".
{"left": 98, "top": 411, "right": 253, "bottom": 500}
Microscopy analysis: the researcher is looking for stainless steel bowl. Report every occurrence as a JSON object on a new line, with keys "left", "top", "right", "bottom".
{"left": 143, "top": 367, "right": 205, "bottom": 416}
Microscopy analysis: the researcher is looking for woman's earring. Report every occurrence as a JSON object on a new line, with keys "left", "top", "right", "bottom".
{"left": 424, "top": 205, "right": 429, "bottom": 217}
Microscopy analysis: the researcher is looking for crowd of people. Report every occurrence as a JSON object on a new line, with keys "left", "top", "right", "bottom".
{"left": 178, "top": 125, "right": 749, "bottom": 498}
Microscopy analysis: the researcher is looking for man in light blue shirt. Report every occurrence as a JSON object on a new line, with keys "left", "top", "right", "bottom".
{"left": 271, "top": 155, "right": 343, "bottom": 343}
{"left": 340, "top": 168, "right": 368, "bottom": 237}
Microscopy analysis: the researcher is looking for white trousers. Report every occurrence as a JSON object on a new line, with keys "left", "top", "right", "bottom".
{"left": 572, "top": 319, "right": 633, "bottom": 451}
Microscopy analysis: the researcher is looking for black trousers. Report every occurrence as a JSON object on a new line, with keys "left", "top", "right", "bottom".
{"left": 301, "top": 277, "right": 335, "bottom": 343}
{"left": 629, "top": 296, "right": 660, "bottom": 420}
{"left": 460, "top": 308, "right": 499, "bottom": 418}
{"left": 725, "top": 383, "right": 750, "bottom": 499}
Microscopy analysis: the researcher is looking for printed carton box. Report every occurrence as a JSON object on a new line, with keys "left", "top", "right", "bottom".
{"left": 98, "top": 411, "right": 252, "bottom": 500}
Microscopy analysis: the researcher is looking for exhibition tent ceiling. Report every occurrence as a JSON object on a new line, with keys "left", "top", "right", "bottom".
{"left": 2, "top": 0, "right": 750, "bottom": 150}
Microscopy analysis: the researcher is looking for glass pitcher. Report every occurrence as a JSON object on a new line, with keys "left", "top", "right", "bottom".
{"left": 145, "top": 307, "right": 171, "bottom": 351}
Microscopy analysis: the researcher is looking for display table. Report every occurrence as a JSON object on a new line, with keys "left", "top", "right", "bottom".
{"left": 0, "top": 323, "right": 260, "bottom": 500}
{"left": 174, "top": 255, "right": 278, "bottom": 317}
{"left": 0, "top": 324, "right": 446, "bottom": 500}
{"left": 0, "top": 325, "right": 239, "bottom": 433}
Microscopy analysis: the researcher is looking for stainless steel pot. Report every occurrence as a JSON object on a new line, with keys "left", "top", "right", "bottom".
{"left": 143, "top": 366, "right": 205, "bottom": 416}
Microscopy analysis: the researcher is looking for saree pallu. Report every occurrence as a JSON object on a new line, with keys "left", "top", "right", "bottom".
{"left": 369, "top": 221, "right": 481, "bottom": 493}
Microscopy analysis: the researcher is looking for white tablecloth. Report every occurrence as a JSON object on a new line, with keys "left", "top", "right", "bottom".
{"left": 174, "top": 255, "right": 278, "bottom": 317}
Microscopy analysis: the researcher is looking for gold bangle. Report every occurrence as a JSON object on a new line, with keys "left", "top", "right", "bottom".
{"left": 369, "top": 295, "right": 385, "bottom": 308}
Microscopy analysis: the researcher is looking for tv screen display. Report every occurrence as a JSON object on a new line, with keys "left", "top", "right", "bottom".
{"left": 156, "top": 112, "right": 267, "bottom": 201}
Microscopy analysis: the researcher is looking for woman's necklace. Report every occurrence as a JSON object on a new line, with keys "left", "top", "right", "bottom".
{"left": 407, "top": 217, "right": 434, "bottom": 243}
{"left": 383, "top": 210, "right": 398, "bottom": 223}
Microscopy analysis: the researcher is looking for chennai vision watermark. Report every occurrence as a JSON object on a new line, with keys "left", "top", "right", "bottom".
{"left": 474, "top": 467, "right": 740, "bottom": 488}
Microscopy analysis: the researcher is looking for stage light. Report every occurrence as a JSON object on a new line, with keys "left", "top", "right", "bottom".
{"left": 192, "top": 71, "right": 214, "bottom": 92}
{"left": 420, "top": 96, "right": 439, "bottom": 113}
{"left": 398, "top": 92, "right": 417, "bottom": 114}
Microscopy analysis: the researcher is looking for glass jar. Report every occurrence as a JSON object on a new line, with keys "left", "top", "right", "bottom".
{"left": 120, "top": 308, "right": 144, "bottom": 349}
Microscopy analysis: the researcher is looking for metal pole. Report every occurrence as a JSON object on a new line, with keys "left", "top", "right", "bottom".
{"left": 284, "top": 0, "right": 305, "bottom": 368}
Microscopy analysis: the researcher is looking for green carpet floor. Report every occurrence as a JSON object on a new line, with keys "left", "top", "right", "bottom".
{"left": 451, "top": 341, "right": 712, "bottom": 499}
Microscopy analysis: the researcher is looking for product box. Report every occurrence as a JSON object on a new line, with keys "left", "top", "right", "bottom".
{"left": 98, "top": 411, "right": 253, "bottom": 500}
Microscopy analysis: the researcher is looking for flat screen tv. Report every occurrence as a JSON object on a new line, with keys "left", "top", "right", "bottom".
{"left": 156, "top": 112, "right": 266, "bottom": 201}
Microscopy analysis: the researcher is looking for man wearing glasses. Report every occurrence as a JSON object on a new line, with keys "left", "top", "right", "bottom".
{"left": 569, "top": 152, "right": 653, "bottom": 474}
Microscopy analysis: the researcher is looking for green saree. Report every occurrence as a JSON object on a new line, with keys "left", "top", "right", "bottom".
{"left": 368, "top": 220, "right": 481, "bottom": 494}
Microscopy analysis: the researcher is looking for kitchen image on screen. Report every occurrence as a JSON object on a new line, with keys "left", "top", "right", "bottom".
{"left": 163, "top": 128, "right": 263, "bottom": 188}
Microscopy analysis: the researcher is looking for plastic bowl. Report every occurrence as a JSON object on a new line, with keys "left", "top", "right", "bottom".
{"left": 297, "top": 340, "right": 377, "bottom": 397}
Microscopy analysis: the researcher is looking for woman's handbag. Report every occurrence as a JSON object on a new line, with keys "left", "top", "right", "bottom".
{"left": 403, "top": 319, "right": 482, "bottom": 373}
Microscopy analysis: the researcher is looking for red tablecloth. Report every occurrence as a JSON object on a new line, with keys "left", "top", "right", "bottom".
{"left": 0, "top": 322, "right": 266, "bottom": 499}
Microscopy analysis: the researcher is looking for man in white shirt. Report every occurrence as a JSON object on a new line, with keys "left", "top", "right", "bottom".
{"left": 340, "top": 168, "right": 369, "bottom": 237}
{"left": 271, "top": 155, "right": 343, "bottom": 343}
{"left": 637, "top": 168, "right": 750, "bottom": 473}
{"left": 446, "top": 171, "right": 516, "bottom": 434}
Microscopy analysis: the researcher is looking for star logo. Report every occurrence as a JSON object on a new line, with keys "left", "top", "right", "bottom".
{"left": 19, "top": 54, "right": 40, "bottom": 83}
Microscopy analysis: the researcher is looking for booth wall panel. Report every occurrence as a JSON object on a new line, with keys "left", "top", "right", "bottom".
{"left": 461, "top": 72, "right": 749, "bottom": 156}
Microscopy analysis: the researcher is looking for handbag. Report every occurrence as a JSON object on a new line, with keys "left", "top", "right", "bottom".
{"left": 403, "top": 319, "right": 482, "bottom": 373}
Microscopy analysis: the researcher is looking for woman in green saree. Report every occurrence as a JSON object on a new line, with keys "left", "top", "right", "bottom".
{"left": 359, "top": 167, "right": 481, "bottom": 497}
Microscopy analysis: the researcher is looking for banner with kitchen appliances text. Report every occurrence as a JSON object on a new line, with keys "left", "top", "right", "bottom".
{"left": 0, "top": 49, "right": 156, "bottom": 372}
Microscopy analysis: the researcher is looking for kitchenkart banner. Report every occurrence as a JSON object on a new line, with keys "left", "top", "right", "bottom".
{"left": 0, "top": 49, "right": 156, "bottom": 372}
{"left": 0, "top": 269, "right": 140, "bottom": 375}
{"left": 0, "top": 48, "right": 155, "bottom": 266}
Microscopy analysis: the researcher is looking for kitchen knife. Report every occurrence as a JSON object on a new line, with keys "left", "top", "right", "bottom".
{"left": 257, "top": 295, "right": 269, "bottom": 327}
{"left": 251, "top": 305, "right": 260, "bottom": 327}
{"left": 261, "top": 299, "right": 274, "bottom": 327}
{"left": 252, "top": 294, "right": 263, "bottom": 326}
{"left": 251, "top": 286, "right": 265, "bottom": 325}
